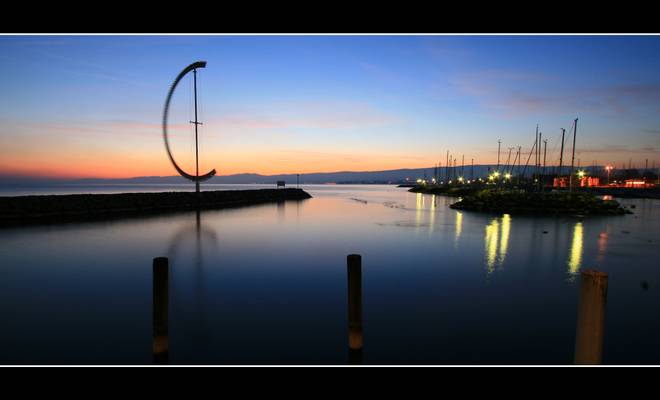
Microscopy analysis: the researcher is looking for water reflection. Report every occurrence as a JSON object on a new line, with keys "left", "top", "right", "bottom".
{"left": 597, "top": 231, "right": 608, "bottom": 265}
{"left": 166, "top": 211, "right": 218, "bottom": 260}
{"left": 484, "top": 214, "right": 511, "bottom": 273}
{"left": 454, "top": 211, "right": 463, "bottom": 247}
{"left": 485, "top": 219, "right": 499, "bottom": 272}
{"left": 429, "top": 195, "right": 436, "bottom": 234}
{"left": 277, "top": 200, "right": 286, "bottom": 224}
{"left": 168, "top": 210, "right": 218, "bottom": 359}
{"left": 415, "top": 193, "right": 424, "bottom": 231}
{"left": 568, "top": 222, "right": 584, "bottom": 279}
{"left": 499, "top": 214, "right": 510, "bottom": 264}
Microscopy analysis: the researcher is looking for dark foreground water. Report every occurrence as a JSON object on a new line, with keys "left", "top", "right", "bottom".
{"left": 1, "top": 184, "right": 659, "bottom": 365}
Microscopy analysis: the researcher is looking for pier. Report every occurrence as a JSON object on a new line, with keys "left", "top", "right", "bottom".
{"left": 0, "top": 188, "right": 312, "bottom": 226}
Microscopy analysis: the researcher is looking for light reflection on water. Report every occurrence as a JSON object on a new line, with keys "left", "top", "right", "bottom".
{"left": 568, "top": 222, "right": 584, "bottom": 280}
{"left": 485, "top": 218, "right": 499, "bottom": 273}
{"left": 429, "top": 195, "right": 436, "bottom": 234}
{"left": 454, "top": 210, "right": 462, "bottom": 247}
{"left": 597, "top": 230, "right": 609, "bottom": 265}
{"left": 483, "top": 214, "right": 511, "bottom": 273}
{"left": 0, "top": 184, "right": 659, "bottom": 364}
{"left": 415, "top": 192, "right": 424, "bottom": 232}
{"left": 500, "top": 214, "right": 511, "bottom": 267}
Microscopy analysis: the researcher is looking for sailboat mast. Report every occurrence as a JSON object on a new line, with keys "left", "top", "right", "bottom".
{"left": 515, "top": 146, "right": 521, "bottom": 184}
{"left": 505, "top": 147, "right": 513, "bottom": 174}
{"left": 539, "top": 132, "right": 543, "bottom": 177}
{"left": 543, "top": 139, "right": 548, "bottom": 170}
{"left": 445, "top": 151, "right": 449, "bottom": 183}
{"left": 521, "top": 138, "right": 537, "bottom": 180}
{"left": 570, "top": 118, "right": 578, "bottom": 191}
{"left": 497, "top": 139, "right": 501, "bottom": 171}
{"left": 558, "top": 128, "right": 565, "bottom": 178}
{"left": 534, "top": 125, "right": 538, "bottom": 180}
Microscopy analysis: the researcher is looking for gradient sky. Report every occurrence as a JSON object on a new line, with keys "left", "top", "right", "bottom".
{"left": 1, "top": 35, "right": 659, "bottom": 179}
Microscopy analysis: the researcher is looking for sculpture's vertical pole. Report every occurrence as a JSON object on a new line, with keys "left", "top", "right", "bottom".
{"left": 193, "top": 68, "right": 200, "bottom": 194}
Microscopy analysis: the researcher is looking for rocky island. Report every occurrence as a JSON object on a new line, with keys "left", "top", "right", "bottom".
{"left": 448, "top": 190, "right": 631, "bottom": 216}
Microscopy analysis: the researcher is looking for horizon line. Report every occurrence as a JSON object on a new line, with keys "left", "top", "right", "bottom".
{"left": 1, "top": 162, "right": 640, "bottom": 182}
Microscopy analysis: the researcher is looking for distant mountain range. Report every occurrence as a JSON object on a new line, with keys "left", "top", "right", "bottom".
{"left": 0, "top": 164, "right": 586, "bottom": 186}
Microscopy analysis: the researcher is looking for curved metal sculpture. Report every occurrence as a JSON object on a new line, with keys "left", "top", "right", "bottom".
{"left": 162, "top": 61, "right": 216, "bottom": 189}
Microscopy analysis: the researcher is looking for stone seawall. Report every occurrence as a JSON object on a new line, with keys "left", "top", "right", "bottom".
{"left": 0, "top": 189, "right": 312, "bottom": 226}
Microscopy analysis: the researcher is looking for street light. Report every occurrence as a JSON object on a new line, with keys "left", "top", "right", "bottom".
{"left": 577, "top": 170, "right": 586, "bottom": 187}
{"left": 605, "top": 165, "right": 613, "bottom": 185}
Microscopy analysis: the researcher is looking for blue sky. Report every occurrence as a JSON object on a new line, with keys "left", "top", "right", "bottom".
{"left": 1, "top": 35, "right": 659, "bottom": 178}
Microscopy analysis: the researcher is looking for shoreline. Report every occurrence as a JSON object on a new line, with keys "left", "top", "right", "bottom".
{"left": 0, "top": 189, "right": 312, "bottom": 227}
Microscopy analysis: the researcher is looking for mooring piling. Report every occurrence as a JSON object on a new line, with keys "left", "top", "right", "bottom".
{"left": 574, "top": 269, "right": 608, "bottom": 365}
{"left": 153, "top": 257, "right": 169, "bottom": 364}
{"left": 347, "top": 254, "right": 363, "bottom": 363}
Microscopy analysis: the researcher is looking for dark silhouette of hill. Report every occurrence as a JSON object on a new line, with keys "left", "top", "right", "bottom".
{"left": 0, "top": 163, "right": 606, "bottom": 186}
{"left": 1, "top": 165, "right": 509, "bottom": 186}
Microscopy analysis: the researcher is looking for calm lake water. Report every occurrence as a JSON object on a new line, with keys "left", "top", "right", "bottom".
{"left": 1, "top": 184, "right": 659, "bottom": 364}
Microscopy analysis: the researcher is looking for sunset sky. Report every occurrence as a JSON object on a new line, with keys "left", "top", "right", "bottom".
{"left": 1, "top": 35, "right": 659, "bottom": 179}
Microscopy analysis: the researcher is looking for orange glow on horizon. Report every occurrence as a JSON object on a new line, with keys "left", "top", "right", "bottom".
{"left": 0, "top": 155, "right": 444, "bottom": 180}
{"left": 2, "top": 117, "right": 657, "bottom": 180}
{"left": 0, "top": 140, "right": 455, "bottom": 179}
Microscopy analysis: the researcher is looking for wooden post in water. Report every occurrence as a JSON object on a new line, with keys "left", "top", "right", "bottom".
{"left": 347, "top": 254, "right": 363, "bottom": 363}
{"left": 574, "top": 269, "right": 608, "bottom": 365}
{"left": 153, "top": 257, "right": 169, "bottom": 364}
